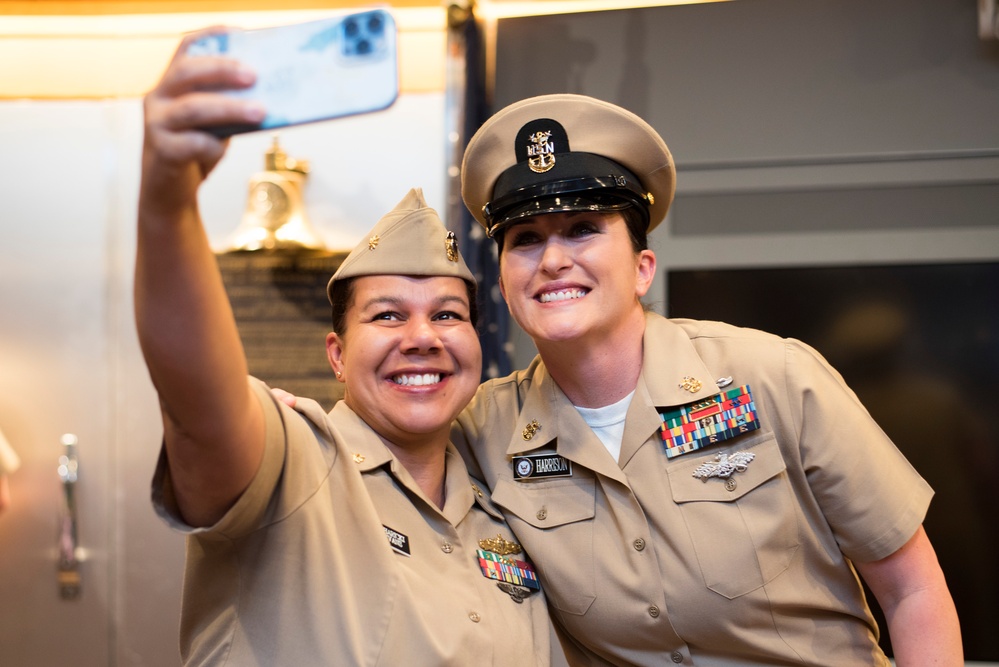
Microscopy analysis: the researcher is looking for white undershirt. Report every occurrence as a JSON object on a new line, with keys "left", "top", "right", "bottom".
{"left": 574, "top": 390, "right": 635, "bottom": 463}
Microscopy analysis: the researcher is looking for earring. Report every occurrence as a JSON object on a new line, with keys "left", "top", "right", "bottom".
{"left": 335, "top": 371, "right": 343, "bottom": 380}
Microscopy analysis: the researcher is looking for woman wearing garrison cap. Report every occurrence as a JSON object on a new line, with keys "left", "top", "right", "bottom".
{"left": 453, "top": 94, "right": 962, "bottom": 666}
{"left": 135, "top": 30, "right": 565, "bottom": 666}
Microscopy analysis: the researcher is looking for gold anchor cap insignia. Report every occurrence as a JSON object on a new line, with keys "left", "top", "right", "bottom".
{"left": 352, "top": 452, "right": 365, "bottom": 463}
{"left": 445, "top": 231, "right": 459, "bottom": 262}
{"left": 527, "top": 130, "right": 555, "bottom": 173}
{"left": 367, "top": 234, "right": 380, "bottom": 250}
{"left": 522, "top": 419, "right": 541, "bottom": 440}
{"left": 679, "top": 376, "right": 702, "bottom": 393}
{"left": 479, "top": 534, "right": 523, "bottom": 556}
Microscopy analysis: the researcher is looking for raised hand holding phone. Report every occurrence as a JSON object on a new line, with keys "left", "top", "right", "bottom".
{"left": 185, "top": 9, "right": 399, "bottom": 137}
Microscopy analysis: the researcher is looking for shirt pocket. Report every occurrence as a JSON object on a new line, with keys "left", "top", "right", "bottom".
{"left": 491, "top": 475, "right": 597, "bottom": 616}
{"left": 667, "top": 435, "right": 800, "bottom": 599}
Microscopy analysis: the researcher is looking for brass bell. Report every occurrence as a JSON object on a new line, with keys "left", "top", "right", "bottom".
{"left": 225, "top": 135, "right": 325, "bottom": 251}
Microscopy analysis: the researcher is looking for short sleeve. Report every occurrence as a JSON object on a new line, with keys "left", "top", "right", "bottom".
{"left": 151, "top": 378, "right": 295, "bottom": 536}
{"left": 786, "top": 340, "right": 933, "bottom": 562}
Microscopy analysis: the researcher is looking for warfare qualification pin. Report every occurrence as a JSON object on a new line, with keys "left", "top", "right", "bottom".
{"left": 497, "top": 582, "right": 534, "bottom": 603}
{"left": 479, "top": 534, "right": 523, "bottom": 556}
{"left": 692, "top": 451, "right": 755, "bottom": 481}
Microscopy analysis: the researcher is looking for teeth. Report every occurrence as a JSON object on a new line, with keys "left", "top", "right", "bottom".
{"left": 539, "top": 289, "right": 587, "bottom": 303}
{"left": 393, "top": 373, "right": 441, "bottom": 386}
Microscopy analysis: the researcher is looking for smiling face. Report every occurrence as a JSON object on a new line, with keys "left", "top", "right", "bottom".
{"left": 498, "top": 210, "right": 655, "bottom": 349}
{"left": 326, "top": 275, "right": 482, "bottom": 451}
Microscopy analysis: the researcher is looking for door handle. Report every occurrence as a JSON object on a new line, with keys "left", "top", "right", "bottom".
{"left": 56, "top": 433, "right": 81, "bottom": 599}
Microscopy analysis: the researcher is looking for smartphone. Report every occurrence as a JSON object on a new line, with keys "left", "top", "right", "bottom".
{"left": 186, "top": 9, "right": 399, "bottom": 137}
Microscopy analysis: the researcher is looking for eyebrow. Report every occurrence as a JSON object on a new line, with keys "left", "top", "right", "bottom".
{"left": 357, "top": 293, "right": 469, "bottom": 310}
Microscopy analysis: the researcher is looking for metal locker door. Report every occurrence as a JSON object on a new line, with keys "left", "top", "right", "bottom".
{"left": 1, "top": 101, "right": 123, "bottom": 667}
{"left": 0, "top": 99, "right": 188, "bottom": 667}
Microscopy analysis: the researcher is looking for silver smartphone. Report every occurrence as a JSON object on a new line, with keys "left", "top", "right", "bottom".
{"left": 186, "top": 9, "right": 399, "bottom": 137}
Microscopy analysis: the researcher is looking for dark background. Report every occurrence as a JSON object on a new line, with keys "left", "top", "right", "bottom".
{"left": 668, "top": 262, "right": 999, "bottom": 659}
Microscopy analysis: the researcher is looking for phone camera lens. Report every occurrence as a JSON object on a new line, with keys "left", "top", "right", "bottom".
{"left": 355, "top": 39, "right": 372, "bottom": 55}
{"left": 344, "top": 19, "right": 359, "bottom": 38}
{"left": 367, "top": 15, "right": 384, "bottom": 34}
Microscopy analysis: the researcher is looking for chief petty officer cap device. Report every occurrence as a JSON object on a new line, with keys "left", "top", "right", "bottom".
{"left": 327, "top": 187, "right": 474, "bottom": 304}
{"left": 461, "top": 93, "right": 676, "bottom": 238}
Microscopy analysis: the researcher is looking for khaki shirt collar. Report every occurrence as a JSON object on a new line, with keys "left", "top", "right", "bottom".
{"left": 497, "top": 314, "right": 724, "bottom": 473}
{"left": 638, "top": 313, "right": 722, "bottom": 406}
{"left": 329, "top": 401, "right": 494, "bottom": 523}
{"left": 620, "top": 313, "right": 722, "bottom": 466}
{"left": 505, "top": 357, "right": 629, "bottom": 485}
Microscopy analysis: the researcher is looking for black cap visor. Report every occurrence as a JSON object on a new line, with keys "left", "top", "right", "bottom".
{"left": 483, "top": 153, "right": 651, "bottom": 237}
{"left": 487, "top": 191, "right": 647, "bottom": 237}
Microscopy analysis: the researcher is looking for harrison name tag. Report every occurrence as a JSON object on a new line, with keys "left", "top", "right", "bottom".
{"left": 513, "top": 453, "right": 572, "bottom": 480}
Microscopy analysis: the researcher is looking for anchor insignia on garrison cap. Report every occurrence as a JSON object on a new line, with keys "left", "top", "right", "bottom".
{"left": 445, "top": 231, "right": 459, "bottom": 262}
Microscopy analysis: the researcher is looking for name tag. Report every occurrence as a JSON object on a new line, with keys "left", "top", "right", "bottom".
{"left": 383, "top": 525, "right": 411, "bottom": 556}
{"left": 512, "top": 453, "right": 572, "bottom": 480}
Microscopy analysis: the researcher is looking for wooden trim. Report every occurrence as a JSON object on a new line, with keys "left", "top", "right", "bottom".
{"left": 0, "top": 1, "right": 434, "bottom": 16}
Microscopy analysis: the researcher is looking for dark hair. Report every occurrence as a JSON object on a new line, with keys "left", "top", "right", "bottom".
{"left": 329, "top": 276, "right": 480, "bottom": 334}
{"left": 620, "top": 205, "right": 650, "bottom": 252}
{"left": 494, "top": 203, "right": 649, "bottom": 255}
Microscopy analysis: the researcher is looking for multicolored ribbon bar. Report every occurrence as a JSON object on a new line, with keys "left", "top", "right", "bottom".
{"left": 658, "top": 384, "right": 761, "bottom": 459}
{"left": 477, "top": 549, "right": 541, "bottom": 590}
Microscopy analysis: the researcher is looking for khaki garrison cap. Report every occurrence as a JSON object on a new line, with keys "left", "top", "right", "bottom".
{"left": 326, "top": 188, "right": 474, "bottom": 304}
{"left": 461, "top": 94, "right": 675, "bottom": 238}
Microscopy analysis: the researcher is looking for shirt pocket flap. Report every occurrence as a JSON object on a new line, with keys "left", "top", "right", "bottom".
{"left": 491, "top": 476, "right": 596, "bottom": 529}
{"left": 668, "top": 436, "right": 786, "bottom": 503}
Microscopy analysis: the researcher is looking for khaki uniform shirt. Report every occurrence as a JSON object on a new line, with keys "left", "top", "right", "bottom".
{"left": 454, "top": 313, "right": 932, "bottom": 666}
{"left": 153, "top": 379, "right": 558, "bottom": 666}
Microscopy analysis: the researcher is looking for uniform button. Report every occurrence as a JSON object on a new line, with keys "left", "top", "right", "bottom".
{"left": 441, "top": 542, "right": 453, "bottom": 553}
{"left": 648, "top": 605, "right": 660, "bottom": 618}
{"left": 468, "top": 611, "right": 481, "bottom": 623}
{"left": 725, "top": 477, "right": 738, "bottom": 492}
{"left": 671, "top": 650, "right": 684, "bottom": 663}
{"left": 536, "top": 507, "right": 548, "bottom": 521}
{"left": 633, "top": 538, "right": 646, "bottom": 551}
